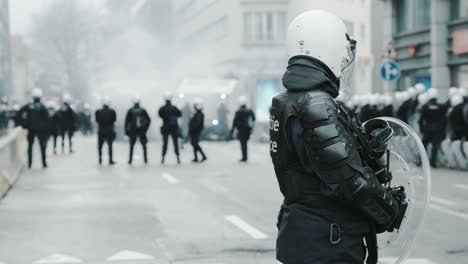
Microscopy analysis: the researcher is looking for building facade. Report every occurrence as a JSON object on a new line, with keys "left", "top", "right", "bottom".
{"left": 0, "top": 0, "right": 11, "bottom": 97}
{"left": 11, "top": 35, "right": 32, "bottom": 101}
{"left": 171, "top": 0, "right": 289, "bottom": 123}
{"left": 383, "top": 0, "right": 468, "bottom": 94}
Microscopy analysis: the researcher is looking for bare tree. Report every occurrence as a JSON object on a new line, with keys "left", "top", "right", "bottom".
{"left": 30, "top": 0, "right": 102, "bottom": 100}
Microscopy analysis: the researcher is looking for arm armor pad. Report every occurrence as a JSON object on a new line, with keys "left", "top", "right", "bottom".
{"left": 298, "top": 91, "right": 399, "bottom": 226}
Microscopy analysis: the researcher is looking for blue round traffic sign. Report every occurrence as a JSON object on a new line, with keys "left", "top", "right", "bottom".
{"left": 381, "top": 60, "right": 401, "bottom": 81}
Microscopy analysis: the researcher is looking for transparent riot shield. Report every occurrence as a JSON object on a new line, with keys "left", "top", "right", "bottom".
{"left": 372, "top": 117, "right": 431, "bottom": 264}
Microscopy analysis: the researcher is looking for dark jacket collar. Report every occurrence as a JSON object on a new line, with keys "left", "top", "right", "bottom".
{"left": 282, "top": 56, "right": 340, "bottom": 98}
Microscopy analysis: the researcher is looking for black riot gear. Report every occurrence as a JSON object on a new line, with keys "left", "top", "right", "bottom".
{"left": 95, "top": 105, "right": 117, "bottom": 165}
{"left": 17, "top": 98, "right": 50, "bottom": 168}
{"left": 159, "top": 100, "right": 182, "bottom": 164}
{"left": 56, "top": 103, "right": 78, "bottom": 153}
{"left": 125, "top": 104, "right": 151, "bottom": 164}
{"left": 189, "top": 108, "right": 207, "bottom": 162}
{"left": 231, "top": 105, "right": 255, "bottom": 162}
{"left": 271, "top": 56, "right": 403, "bottom": 264}
{"left": 419, "top": 98, "right": 448, "bottom": 167}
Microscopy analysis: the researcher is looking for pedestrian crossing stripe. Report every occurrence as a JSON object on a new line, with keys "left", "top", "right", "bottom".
{"left": 106, "top": 250, "right": 155, "bottom": 261}
{"left": 34, "top": 254, "right": 82, "bottom": 264}
{"left": 379, "top": 257, "right": 437, "bottom": 264}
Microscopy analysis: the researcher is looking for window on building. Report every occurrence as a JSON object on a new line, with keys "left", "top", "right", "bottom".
{"left": 452, "top": 65, "right": 468, "bottom": 88}
{"left": 244, "top": 11, "right": 287, "bottom": 44}
{"left": 415, "top": 0, "right": 431, "bottom": 30}
{"left": 244, "top": 13, "right": 253, "bottom": 42}
{"left": 396, "top": 0, "right": 410, "bottom": 32}
{"left": 452, "top": 0, "right": 468, "bottom": 20}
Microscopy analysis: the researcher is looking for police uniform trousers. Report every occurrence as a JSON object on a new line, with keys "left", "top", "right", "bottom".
{"left": 27, "top": 130, "right": 48, "bottom": 167}
{"left": 98, "top": 131, "right": 115, "bottom": 163}
{"left": 129, "top": 131, "right": 148, "bottom": 163}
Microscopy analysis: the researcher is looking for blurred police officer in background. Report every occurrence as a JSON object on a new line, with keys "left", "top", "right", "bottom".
{"left": 45, "top": 101, "right": 60, "bottom": 155}
{"left": 18, "top": 88, "right": 50, "bottom": 169}
{"left": 95, "top": 97, "right": 117, "bottom": 165}
{"left": 419, "top": 88, "right": 448, "bottom": 167}
{"left": 231, "top": 96, "right": 255, "bottom": 162}
{"left": 56, "top": 94, "right": 78, "bottom": 153}
{"left": 78, "top": 104, "right": 93, "bottom": 136}
{"left": 159, "top": 93, "right": 182, "bottom": 164}
{"left": 271, "top": 10, "right": 403, "bottom": 264}
{"left": 125, "top": 96, "right": 151, "bottom": 165}
{"left": 188, "top": 98, "right": 207, "bottom": 163}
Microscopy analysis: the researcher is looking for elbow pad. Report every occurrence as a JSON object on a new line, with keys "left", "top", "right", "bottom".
{"left": 298, "top": 91, "right": 398, "bottom": 226}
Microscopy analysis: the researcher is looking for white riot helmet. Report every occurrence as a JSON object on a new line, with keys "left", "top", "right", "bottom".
{"left": 32, "top": 88, "right": 43, "bottom": 99}
{"left": 450, "top": 95, "right": 464, "bottom": 107}
{"left": 407, "top": 87, "right": 417, "bottom": 98}
{"left": 448, "top": 87, "right": 458, "bottom": 98}
{"left": 418, "top": 93, "right": 428, "bottom": 105}
{"left": 62, "top": 93, "right": 72, "bottom": 104}
{"left": 287, "top": 10, "right": 356, "bottom": 79}
{"left": 193, "top": 98, "right": 203, "bottom": 110}
{"left": 384, "top": 94, "right": 393, "bottom": 105}
{"left": 101, "top": 96, "right": 111, "bottom": 106}
{"left": 163, "top": 91, "right": 173, "bottom": 102}
{"left": 414, "top": 83, "right": 426, "bottom": 94}
{"left": 427, "top": 88, "right": 439, "bottom": 100}
{"left": 133, "top": 95, "right": 142, "bottom": 105}
{"left": 238, "top": 96, "right": 248, "bottom": 106}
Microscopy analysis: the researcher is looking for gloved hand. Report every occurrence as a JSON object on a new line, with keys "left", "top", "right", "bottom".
{"left": 376, "top": 186, "right": 408, "bottom": 234}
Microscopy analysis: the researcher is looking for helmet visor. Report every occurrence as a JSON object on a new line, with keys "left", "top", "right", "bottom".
{"left": 340, "top": 34, "right": 357, "bottom": 92}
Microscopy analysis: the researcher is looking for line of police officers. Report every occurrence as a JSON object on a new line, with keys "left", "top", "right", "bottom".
{"left": 8, "top": 89, "right": 256, "bottom": 168}
{"left": 344, "top": 84, "right": 468, "bottom": 168}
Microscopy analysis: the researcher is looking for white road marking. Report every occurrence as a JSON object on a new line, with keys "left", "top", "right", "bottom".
{"left": 455, "top": 184, "right": 468, "bottom": 191}
{"left": 106, "top": 250, "right": 155, "bottom": 261}
{"left": 162, "top": 172, "right": 179, "bottom": 184}
{"left": 430, "top": 203, "right": 468, "bottom": 221}
{"left": 379, "top": 257, "right": 437, "bottom": 264}
{"left": 34, "top": 254, "right": 82, "bottom": 264}
{"left": 224, "top": 215, "right": 268, "bottom": 239}
{"left": 430, "top": 196, "right": 457, "bottom": 207}
{"left": 199, "top": 179, "right": 229, "bottom": 193}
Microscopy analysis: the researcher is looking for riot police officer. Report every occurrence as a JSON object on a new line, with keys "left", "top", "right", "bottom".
{"left": 271, "top": 11, "right": 404, "bottom": 264}
{"left": 188, "top": 98, "right": 207, "bottom": 162}
{"left": 419, "top": 89, "right": 448, "bottom": 167}
{"left": 231, "top": 96, "right": 255, "bottom": 162}
{"left": 57, "top": 94, "right": 77, "bottom": 153}
{"left": 159, "top": 94, "right": 182, "bottom": 164}
{"left": 95, "top": 98, "right": 117, "bottom": 165}
{"left": 45, "top": 101, "right": 60, "bottom": 155}
{"left": 78, "top": 104, "right": 93, "bottom": 135}
{"left": 125, "top": 96, "right": 151, "bottom": 164}
{"left": 18, "top": 88, "right": 50, "bottom": 168}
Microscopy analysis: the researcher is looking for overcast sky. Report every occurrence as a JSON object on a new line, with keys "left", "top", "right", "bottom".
{"left": 10, "top": 0, "right": 106, "bottom": 35}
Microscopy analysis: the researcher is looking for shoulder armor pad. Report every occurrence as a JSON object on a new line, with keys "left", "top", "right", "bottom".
{"left": 298, "top": 91, "right": 338, "bottom": 129}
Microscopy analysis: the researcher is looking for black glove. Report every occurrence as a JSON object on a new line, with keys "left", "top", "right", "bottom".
{"left": 376, "top": 186, "right": 408, "bottom": 234}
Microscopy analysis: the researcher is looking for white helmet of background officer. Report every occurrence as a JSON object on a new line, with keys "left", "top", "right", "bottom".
{"left": 133, "top": 95, "right": 142, "bottom": 105}
{"left": 414, "top": 83, "right": 426, "bottom": 94}
{"left": 427, "top": 88, "right": 439, "bottom": 101}
{"left": 32, "top": 88, "right": 43, "bottom": 99}
{"left": 101, "top": 96, "right": 111, "bottom": 107}
{"left": 238, "top": 96, "right": 248, "bottom": 107}
{"left": 450, "top": 94, "right": 464, "bottom": 107}
{"left": 63, "top": 93, "right": 72, "bottom": 104}
{"left": 407, "top": 87, "right": 417, "bottom": 98}
{"left": 459, "top": 87, "right": 467, "bottom": 97}
{"left": 448, "top": 87, "right": 458, "bottom": 98}
{"left": 163, "top": 91, "right": 173, "bottom": 102}
{"left": 287, "top": 10, "right": 356, "bottom": 81}
{"left": 193, "top": 98, "right": 203, "bottom": 110}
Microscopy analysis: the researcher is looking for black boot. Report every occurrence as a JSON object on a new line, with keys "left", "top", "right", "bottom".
{"left": 177, "top": 155, "right": 181, "bottom": 164}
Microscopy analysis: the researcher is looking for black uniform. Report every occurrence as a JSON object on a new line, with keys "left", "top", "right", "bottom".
{"left": 189, "top": 109, "right": 207, "bottom": 162}
{"left": 448, "top": 103, "right": 467, "bottom": 141}
{"left": 231, "top": 105, "right": 255, "bottom": 162}
{"left": 159, "top": 101, "right": 182, "bottom": 164}
{"left": 396, "top": 98, "right": 413, "bottom": 123}
{"left": 78, "top": 109, "right": 93, "bottom": 135}
{"left": 125, "top": 104, "right": 151, "bottom": 164}
{"left": 47, "top": 108, "right": 60, "bottom": 154}
{"left": 0, "top": 104, "right": 8, "bottom": 136}
{"left": 18, "top": 98, "right": 50, "bottom": 168}
{"left": 419, "top": 98, "right": 448, "bottom": 167}
{"left": 95, "top": 105, "right": 117, "bottom": 165}
{"left": 57, "top": 103, "right": 77, "bottom": 153}
{"left": 271, "top": 57, "right": 404, "bottom": 264}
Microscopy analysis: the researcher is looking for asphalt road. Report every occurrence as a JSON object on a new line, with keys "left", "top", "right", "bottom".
{"left": 0, "top": 136, "right": 467, "bottom": 264}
